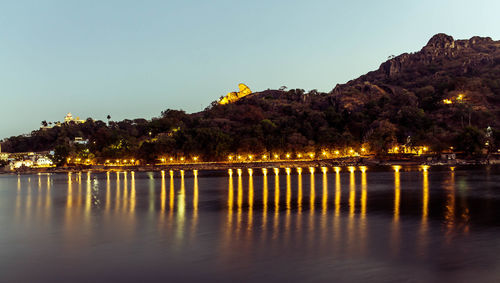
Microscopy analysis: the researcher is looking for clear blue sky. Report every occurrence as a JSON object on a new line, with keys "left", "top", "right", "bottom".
{"left": 1, "top": 0, "right": 499, "bottom": 139}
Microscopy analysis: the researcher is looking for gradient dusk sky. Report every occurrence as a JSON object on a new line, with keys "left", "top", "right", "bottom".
{"left": 1, "top": 0, "right": 500, "bottom": 139}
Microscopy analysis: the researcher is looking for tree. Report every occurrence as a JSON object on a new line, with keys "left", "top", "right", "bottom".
{"left": 51, "top": 144, "right": 70, "bottom": 166}
{"left": 455, "top": 126, "right": 484, "bottom": 156}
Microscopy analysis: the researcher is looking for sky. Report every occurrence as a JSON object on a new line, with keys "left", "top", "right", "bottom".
{"left": 1, "top": 0, "right": 500, "bottom": 139}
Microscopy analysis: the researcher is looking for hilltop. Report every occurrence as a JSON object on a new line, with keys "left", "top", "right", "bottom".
{"left": 1, "top": 34, "right": 499, "bottom": 164}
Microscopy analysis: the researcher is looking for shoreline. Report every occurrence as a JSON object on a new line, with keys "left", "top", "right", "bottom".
{"left": 3, "top": 157, "right": 499, "bottom": 175}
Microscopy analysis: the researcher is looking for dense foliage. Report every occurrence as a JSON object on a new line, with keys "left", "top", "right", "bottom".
{"left": 1, "top": 34, "right": 499, "bottom": 163}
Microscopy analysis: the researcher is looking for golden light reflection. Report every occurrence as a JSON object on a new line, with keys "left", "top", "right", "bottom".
{"left": 176, "top": 170, "right": 186, "bottom": 241}
{"left": 115, "top": 172, "right": 120, "bottom": 212}
{"left": 237, "top": 170, "right": 243, "bottom": 213}
{"left": 67, "top": 173, "right": 73, "bottom": 209}
{"left": 310, "top": 168, "right": 315, "bottom": 213}
{"left": 322, "top": 168, "right": 328, "bottom": 214}
{"left": 85, "top": 173, "right": 91, "bottom": 213}
{"left": 193, "top": 170, "right": 199, "bottom": 214}
{"left": 169, "top": 170, "right": 175, "bottom": 214}
{"left": 333, "top": 167, "right": 341, "bottom": 254}
{"left": 123, "top": 172, "right": 128, "bottom": 211}
{"left": 237, "top": 170, "right": 243, "bottom": 237}
{"left": 106, "top": 172, "right": 110, "bottom": 212}
{"left": 286, "top": 171, "right": 291, "bottom": 211}
{"left": 360, "top": 168, "right": 367, "bottom": 217}
{"left": 161, "top": 171, "right": 166, "bottom": 212}
{"left": 272, "top": 168, "right": 280, "bottom": 238}
{"left": 394, "top": 169, "right": 401, "bottom": 220}
{"left": 444, "top": 169, "right": 455, "bottom": 243}
{"left": 274, "top": 169, "right": 280, "bottom": 212}
{"left": 349, "top": 167, "right": 356, "bottom": 216}
{"left": 262, "top": 171, "right": 268, "bottom": 230}
{"left": 285, "top": 170, "right": 291, "bottom": 243}
{"left": 392, "top": 168, "right": 401, "bottom": 256}
{"left": 360, "top": 166, "right": 368, "bottom": 255}
{"left": 192, "top": 170, "right": 199, "bottom": 239}
{"left": 297, "top": 168, "right": 303, "bottom": 213}
{"left": 418, "top": 167, "right": 429, "bottom": 257}
{"left": 248, "top": 170, "right": 254, "bottom": 217}
{"left": 334, "top": 168, "right": 341, "bottom": 216}
{"left": 228, "top": 171, "right": 234, "bottom": 215}
{"left": 130, "top": 171, "right": 135, "bottom": 213}
{"left": 43, "top": 174, "right": 51, "bottom": 208}
{"left": 422, "top": 169, "right": 429, "bottom": 219}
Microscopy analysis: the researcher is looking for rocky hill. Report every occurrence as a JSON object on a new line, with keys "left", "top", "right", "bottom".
{"left": 332, "top": 33, "right": 500, "bottom": 119}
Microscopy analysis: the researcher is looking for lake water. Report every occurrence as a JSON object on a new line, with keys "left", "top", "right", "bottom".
{"left": 1, "top": 166, "right": 500, "bottom": 282}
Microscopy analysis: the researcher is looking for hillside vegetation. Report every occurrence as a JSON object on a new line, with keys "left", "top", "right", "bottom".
{"left": 2, "top": 34, "right": 499, "bottom": 163}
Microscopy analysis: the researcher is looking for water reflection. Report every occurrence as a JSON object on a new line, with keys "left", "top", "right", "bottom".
{"left": 8, "top": 166, "right": 492, "bottom": 281}
{"left": 273, "top": 168, "right": 280, "bottom": 239}
{"left": 392, "top": 166, "right": 401, "bottom": 256}
{"left": 419, "top": 166, "right": 430, "bottom": 258}
{"left": 247, "top": 169, "right": 253, "bottom": 233}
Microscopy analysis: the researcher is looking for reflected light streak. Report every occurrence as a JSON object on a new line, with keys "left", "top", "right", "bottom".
{"left": 192, "top": 170, "right": 199, "bottom": 240}
{"left": 310, "top": 167, "right": 315, "bottom": 213}
{"left": 130, "top": 171, "right": 135, "bottom": 213}
{"left": 237, "top": 170, "right": 243, "bottom": 236}
{"left": 422, "top": 169, "right": 429, "bottom": 219}
{"left": 248, "top": 171, "right": 254, "bottom": 233}
{"left": 237, "top": 171, "right": 243, "bottom": 236}
{"left": 297, "top": 168, "right": 303, "bottom": 213}
{"left": 176, "top": 170, "right": 186, "bottom": 241}
{"left": 67, "top": 173, "right": 73, "bottom": 209}
{"left": 237, "top": 170, "right": 243, "bottom": 212}
{"left": 334, "top": 167, "right": 341, "bottom": 216}
{"left": 262, "top": 171, "right": 268, "bottom": 231}
{"left": 274, "top": 169, "right": 280, "bottom": 212}
{"left": 106, "top": 172, "right": 110, "bottom": 212}
{"left": 161, "top": 171, "right": 166, "bottom": 212}
{"left": 394, "top": 169, "right": 401, "bottom": 220}
{"left": 123, "top": 172, "right": 128, "bottom": 211}
{"left": 391, "top": 168, "right": 401, "bottom": 256}
{"left": 418, "top": 168, "right": 430, "bottom": 258}
{"left": 286, "top": 172, "right": 291, "bottom": 211}
{"left": 360, "top": 167, "right": 367, "bottom": 217}
{"left": 349, "top": 167, "right": 356, "bottom": 216}
{"left": 322, "top": 169, "right": 328, "bottom": 214}
{"left": 85, "top": 173, "right": 91, "bottom": 213}
{"left": 115, "top": 172, "right": 120, "bottom": 212}
{"left": 228, "top": 172, "right": 234, "bottom": 214}
{"left": 193, "top": 170, "right": 199, "bottom": 214}
{"left": 444, "top": 170, "right": 455, "bottom": 242}
{"left": 273, "top": 168, "right": 280, "bottom": 239}
{"left": 169, "top": 170, "right": 175, "bottom": 214}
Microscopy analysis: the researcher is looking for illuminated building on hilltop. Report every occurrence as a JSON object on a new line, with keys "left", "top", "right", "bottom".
{"left": 40, "top": 113, "right": 87, "bottom": 130}
{"left": 219, "top": 83, "right": 252, "bottom": 105}
{"left": 64, "top": 113, "right": 85, "bottom": 124}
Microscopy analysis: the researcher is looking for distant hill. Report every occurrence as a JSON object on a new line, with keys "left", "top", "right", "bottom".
{"left": 2, "top": 34, "right": 499, "bottom": 161}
